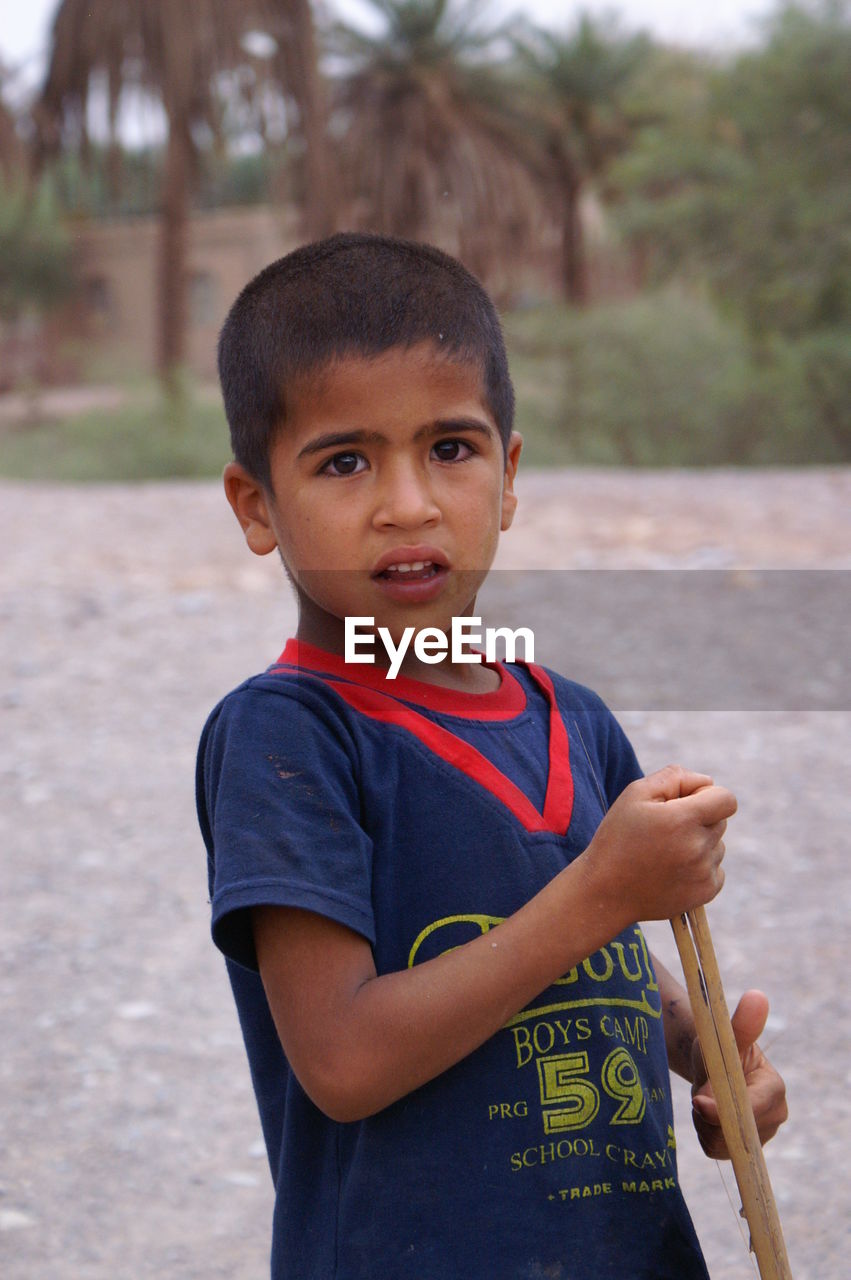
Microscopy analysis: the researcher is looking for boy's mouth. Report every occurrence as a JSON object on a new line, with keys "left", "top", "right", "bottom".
{"left": 371, "top": 546, "right": 451, "bottom": 581}
{"left": 375, "top": 560, "right": 442, "bottom": 583}
{"left": 370, "top": 546, "right": 451, "bottom": 602}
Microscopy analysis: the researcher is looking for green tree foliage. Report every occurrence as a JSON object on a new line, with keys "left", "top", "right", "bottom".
{"left": 504, "top": 291, "right": 851, "bottom": 467}
{"left": 0, "top": 77, "right": 26, "bottom": 183}
{"left": 611, "top": 2, "right": 851, "bottom": 455}
{"left": 0, "top": 177, "right": 73, "bottom": 324}
{"left": 50, "top": 144, "right": 273, "bottom": 218}
{"left": 0, "top": 175, "right": 75, "bottom": 391}
{"left": 614, "top": 2, "right": 851, "bottom": 342}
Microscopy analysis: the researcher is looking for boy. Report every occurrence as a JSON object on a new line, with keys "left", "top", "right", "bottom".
{"left": 197, "top": 232, "right": 787, "bottom": 1279}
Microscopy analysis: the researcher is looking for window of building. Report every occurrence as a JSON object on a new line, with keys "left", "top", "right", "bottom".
{"left": 189, "top": 271, "right": 219, "bottom": 327}
{"left": 84, "top": 276, "right": 116, "bottom": 328}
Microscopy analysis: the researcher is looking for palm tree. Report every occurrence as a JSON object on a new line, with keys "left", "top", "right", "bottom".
{"left": 270, "top": 1, "right": 335, "bottom": 240}
{"left": 330, "top": 0, "right": 545, "bottom": 287}
{"left": 511, "top": 13, "right": 650, "bottom": 303}
{"left": 34, "top": 0, "right": 333, "bottom": 389}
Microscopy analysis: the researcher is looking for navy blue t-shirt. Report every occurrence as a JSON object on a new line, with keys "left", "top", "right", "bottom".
{"left": 196, "top": 639, "right": 709, "bottom": 1280}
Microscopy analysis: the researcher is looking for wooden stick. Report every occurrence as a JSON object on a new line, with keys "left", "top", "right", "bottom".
{"left": 671, "top": 907, "right": 793, "bottom": 1280}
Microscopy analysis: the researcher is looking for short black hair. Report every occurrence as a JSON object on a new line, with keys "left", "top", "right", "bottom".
{"left": 217, "top": 232, "right": 515, "bottom": 487}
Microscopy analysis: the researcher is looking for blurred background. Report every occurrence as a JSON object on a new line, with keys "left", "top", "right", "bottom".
{"left": 0, "top": 0, "right": 849, "bottom": 474}
{"left": 1, "top": 4, "right": 849, "bottom": 1280}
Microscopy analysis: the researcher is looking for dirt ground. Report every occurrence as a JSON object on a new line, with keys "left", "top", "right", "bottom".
{"left": 1, "top": 468, "right": 849, "bottom": 1279}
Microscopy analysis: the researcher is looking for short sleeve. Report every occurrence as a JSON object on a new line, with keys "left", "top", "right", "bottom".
{"left": 600, "top": 705, "right": 643, "bottom": 805}
{"left": 197, "top": 683, "right": 375, "bottom": 971}
{"left": 546, "top": 669, "right": 643, "bottom": 810}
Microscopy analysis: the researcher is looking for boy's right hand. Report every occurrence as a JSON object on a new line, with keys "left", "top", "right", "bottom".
{"left": 581, "top": 765, "right": 736, "bottom": 925}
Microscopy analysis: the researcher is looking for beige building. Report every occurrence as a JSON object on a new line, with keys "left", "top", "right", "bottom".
{"left": 69, "top": 204, "right": 302, "bottom": 381}
{"left": 24, "top": 200, "right": 637, "bottom": 387}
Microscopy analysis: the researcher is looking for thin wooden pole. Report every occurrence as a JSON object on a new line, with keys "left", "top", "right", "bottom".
{"left": 671, "top": 907, "right": 793, "bottom": 1280}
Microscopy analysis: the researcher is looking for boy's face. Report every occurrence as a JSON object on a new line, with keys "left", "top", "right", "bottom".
{"left": 224, "top": 342, "right": 522, "bottom": 659}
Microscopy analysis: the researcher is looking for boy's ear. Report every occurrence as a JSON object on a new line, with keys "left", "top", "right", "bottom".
{"left": 223, "top": 462, "right": 279, "bottom": 557}
{"left": 500, "top": 432, "right": 523, "bottom": 532}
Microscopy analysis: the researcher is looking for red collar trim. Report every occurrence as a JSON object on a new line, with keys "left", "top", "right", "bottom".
{"left": 274, "top": 637, "right": 527, "bottom": 721}
{"left": 271, "top": 641, "right": 574, "bottom": 835}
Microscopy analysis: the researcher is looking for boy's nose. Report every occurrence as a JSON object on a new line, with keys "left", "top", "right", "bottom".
{"left": 372, "top": 461, "right": 441, "bottom": 530}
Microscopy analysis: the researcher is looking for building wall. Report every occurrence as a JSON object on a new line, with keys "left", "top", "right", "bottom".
{"left": 70, "top": 205, "right": 302, "bottom": 380}
{"left": 31, "top": 201, "right": 638, "bottom": 387}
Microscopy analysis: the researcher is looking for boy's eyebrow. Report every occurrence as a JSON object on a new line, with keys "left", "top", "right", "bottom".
{"left": 297, "top": 418, "right": 495, "bottom": 459}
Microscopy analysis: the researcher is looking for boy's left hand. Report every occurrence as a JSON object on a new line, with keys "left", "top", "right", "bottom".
{"left": 690, "top": 989, "right": 789, "bottom": 1158}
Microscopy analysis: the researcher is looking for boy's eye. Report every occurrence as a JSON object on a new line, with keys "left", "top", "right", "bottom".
{"left": 321, "top": 452, "right": 367, "bottom": 476}
{"left": 432, "top": 439, "right": 473, "bottom": 462}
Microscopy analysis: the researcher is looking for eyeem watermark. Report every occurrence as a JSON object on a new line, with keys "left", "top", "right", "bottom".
{"left": 345, "top": 616, "right": 535, "bottom": 679}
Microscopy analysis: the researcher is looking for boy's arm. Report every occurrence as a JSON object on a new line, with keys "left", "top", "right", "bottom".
{"left": 254, "top": 764, "right": 733, "bottom": 1123}
{"left": 654, "top": 954, "right": 788, "bottom": 1157}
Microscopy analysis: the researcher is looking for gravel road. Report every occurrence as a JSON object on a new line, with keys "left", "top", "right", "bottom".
{"left": 1, "top": 469, "right": 849, "bottom": 1279}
